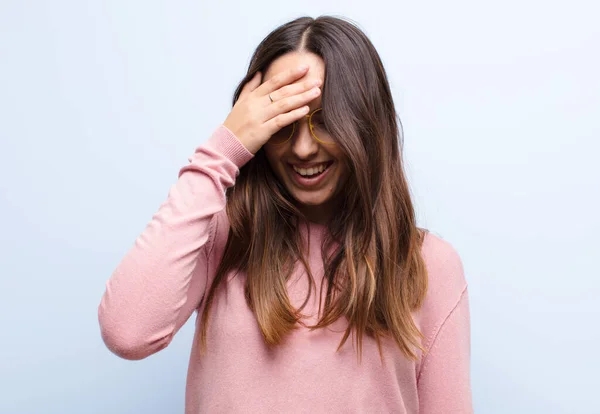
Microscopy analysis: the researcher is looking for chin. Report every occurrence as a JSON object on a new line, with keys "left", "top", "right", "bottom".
{"left": 289, "top": 189, "right": 332, "bottom": 207}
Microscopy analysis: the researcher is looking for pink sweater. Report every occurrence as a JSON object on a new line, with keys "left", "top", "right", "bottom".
{"left": 98, "top": 125, "right": 472, "bottom": 413}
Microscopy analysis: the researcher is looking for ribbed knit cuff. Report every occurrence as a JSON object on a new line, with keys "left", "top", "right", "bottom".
{"left": 203, "top": 124, "right": 255, "bottom": 168}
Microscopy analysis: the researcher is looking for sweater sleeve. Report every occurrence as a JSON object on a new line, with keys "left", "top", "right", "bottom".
{"left": 98, "top": 125, "right": 253, "bottom": 360}
{"left": 417, "top": 287, "right": 473, "bottom": 413}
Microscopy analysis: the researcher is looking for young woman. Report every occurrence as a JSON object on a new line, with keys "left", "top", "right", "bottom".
{"left": 99, "top": 15, "right": 472, "bottom": 413}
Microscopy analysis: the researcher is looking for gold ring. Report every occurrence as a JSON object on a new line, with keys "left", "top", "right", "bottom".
{"left": 268, "top": 93, "right": 274, "bottom": 103}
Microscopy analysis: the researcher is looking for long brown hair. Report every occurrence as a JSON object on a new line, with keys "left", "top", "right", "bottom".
{"left": 199, "top": 15, "right": 429, "bottom": 360}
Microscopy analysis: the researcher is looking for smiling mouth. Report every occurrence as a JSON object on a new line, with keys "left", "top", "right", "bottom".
{"left": 290, "top": 161, "right": 334, "bottom": 178}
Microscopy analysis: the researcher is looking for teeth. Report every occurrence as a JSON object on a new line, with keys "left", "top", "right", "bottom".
{"left": 293, "top": 162, "right": 330, "bottom": 176}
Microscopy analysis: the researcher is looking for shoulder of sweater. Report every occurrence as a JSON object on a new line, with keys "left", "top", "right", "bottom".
{"left": 414, "top": 231, "right": 468, "bottom": 349}
{"left": 420, "top": 231, "right": 467, "bottom": 298}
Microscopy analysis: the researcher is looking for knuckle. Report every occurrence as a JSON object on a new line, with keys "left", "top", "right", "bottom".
{"left": 271, "top": 74, "right": 283, "bottom": 86}
{"left": 276, "top": 88, "right": 287, "bottom": 99}
{"left": 274, "top": 116, "right": 285, "bottom": 129}
{"left": 276, "top": 100, "right": 288, "bottom": 111}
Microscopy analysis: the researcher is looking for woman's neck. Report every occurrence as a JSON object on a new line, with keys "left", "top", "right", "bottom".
{"left": 295, "top": 197, "right": 340, "bottom": 225}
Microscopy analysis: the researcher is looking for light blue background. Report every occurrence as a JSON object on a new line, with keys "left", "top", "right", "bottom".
{"left": 1, "top": 1, "right": 598, "bottom": 413}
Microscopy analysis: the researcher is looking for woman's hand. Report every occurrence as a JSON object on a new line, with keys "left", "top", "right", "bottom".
{"left": 223, "top": 65, "right": 322, "bottom": 154}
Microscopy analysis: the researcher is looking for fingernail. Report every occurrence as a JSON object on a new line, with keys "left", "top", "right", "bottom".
{"left": 298, "top": 65, "right": 309, "bottom": 71}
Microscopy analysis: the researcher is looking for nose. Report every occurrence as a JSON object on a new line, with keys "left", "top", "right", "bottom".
{"left": 290, "top": 120, "right": 319, "bottom": 159}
